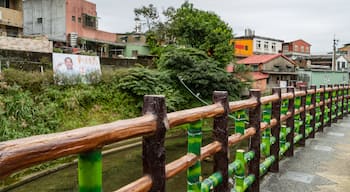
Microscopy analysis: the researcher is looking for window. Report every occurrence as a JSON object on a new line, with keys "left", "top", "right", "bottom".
{"left": 294, "top": 45, "right": 298, "bottom": 52}
{"left": 251, "top": 65, "right": 258, "bottom": 71}
{"left": 245, "top": 45, "right": 248, "bottom": 51}
{"left": 0, "top": 0, "right": 9, "bottom": 8}
{"left": 78, "top": 17, "right": 82, "bottom": 23}
{"left": 305, "top": 47, "right": 309, "bottom": 53}
{"left": 256, "top": 40, "right": 261, "bottom": 49}
{"left": 301, "top": 46, "right": 304, "bottom": 53}
{"left": 342, "top": 62, "right": 346, "bottom": 68}
{"left": 264, "top": 41, "right": 269, "bottom": 50}
{"left": 272, "top": 42, "right": 276, "bottom": 52}
{"left": 82, "top": 14, "right": 97, "bottom": 29}
{"left": 72, "top": 16, "right": 76, "bottom": 22}
{"left": 37, "top": 18, "right": 43, "bottom": 24}
{"left": 337, "top": 61, "right": 341, "bottom": 70}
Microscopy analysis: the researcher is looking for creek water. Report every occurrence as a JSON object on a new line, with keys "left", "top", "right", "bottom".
{"left": 7, "top": 132, "right": 243, "bottom": 192}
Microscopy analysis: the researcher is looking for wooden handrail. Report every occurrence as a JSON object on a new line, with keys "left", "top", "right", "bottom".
{"left": 281, "top": 92, "right": 294, "bottom": 100}
{"left": 295, "top": 90, "right": 306, "bottom": 97}
{"left": 261, "top": 94, "right": 279, "bottom": 105}
{"left": 0, "top": 114, "right": 156, "bottom": 179}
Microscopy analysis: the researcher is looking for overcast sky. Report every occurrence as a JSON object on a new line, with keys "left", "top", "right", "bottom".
{"left": 89, "top": 0, "right": 350, "bottom": 54}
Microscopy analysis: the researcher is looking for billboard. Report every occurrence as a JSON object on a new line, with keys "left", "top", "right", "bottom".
{"left": 52, "top": 53, "right": 101, "bottom": 84}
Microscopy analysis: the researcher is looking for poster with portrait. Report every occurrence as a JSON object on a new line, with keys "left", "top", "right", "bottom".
{"left": 52, "top": 53, "right": 101, "bottom": 84}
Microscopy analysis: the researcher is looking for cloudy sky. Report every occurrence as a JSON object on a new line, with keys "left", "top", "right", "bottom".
{"left": 89, "top": 0, "right": 350, "bottom": 54}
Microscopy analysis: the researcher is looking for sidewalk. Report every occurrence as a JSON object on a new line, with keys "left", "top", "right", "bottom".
{"left": 261, "top": 117, "right": 350, "bottom": 192}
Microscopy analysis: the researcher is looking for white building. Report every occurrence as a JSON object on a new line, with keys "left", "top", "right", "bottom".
{"left": 336, "top": 55, "right": 350, "bottom": 71}
{"left": 252, "top": 36, "right": 283, "bottom": 55}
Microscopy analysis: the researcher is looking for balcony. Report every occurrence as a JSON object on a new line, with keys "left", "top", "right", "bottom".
{"left": 0, "top": 7, "right": 23, "bottom": 28}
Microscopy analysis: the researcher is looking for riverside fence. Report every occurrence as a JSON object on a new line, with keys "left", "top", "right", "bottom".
{"left": 0, "top": 84, "right": 349, "bottom": 192}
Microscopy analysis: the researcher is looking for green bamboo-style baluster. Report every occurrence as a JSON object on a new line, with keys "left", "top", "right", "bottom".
{"left": 232, "top": 175, "right": 255, "bottom": 192}
{"left": 281, "top": 100, "right": 288, "bottom": 115}
{"left": 201, "top": 172, "right": 222, "bottom": 192}
{"left": 235, "top": 110, "right": 246, "bottom": 134}
{"left": 78, "top": 150, "right": 102, "bottom": 192}
{"left": 187, "top": 120, "right": 202, "bottom": 192}
{"left": 259, "top": 155, "right": 275, "bottom": 176}
{"left": 261, "top": 104, "right": 271, "bottom": 157}
{"left": 234, "top": 150, "right": 245, "bottom": 192}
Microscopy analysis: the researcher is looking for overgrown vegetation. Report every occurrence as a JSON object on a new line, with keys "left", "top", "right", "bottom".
{"left": 0, "top": 68, "right": 140, "bottom": 141}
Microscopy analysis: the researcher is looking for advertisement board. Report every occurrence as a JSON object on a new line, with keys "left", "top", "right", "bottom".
{"left": 52, "top": 53, "right": 101, "bottom": 84}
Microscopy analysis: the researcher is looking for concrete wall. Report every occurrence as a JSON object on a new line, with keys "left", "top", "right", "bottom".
{"left": 23, "top": 0, "right": 66, "bottom": 42}
{"left": 298, "top": 70, "right": 349, "bottom": 87}
{"left": 0, "top": 36, "right": 53, "bottom": 53}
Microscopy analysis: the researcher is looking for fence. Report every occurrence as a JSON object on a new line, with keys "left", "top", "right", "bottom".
{"left": 0, "top": 84, "right": 349, "bottom": 192}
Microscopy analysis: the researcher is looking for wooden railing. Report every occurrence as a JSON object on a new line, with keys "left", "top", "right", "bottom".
{"left": 0, "top": 84, "right": 349, "bottom": 192}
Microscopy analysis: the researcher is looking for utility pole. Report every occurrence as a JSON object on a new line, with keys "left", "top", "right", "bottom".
{"left": 332, "top": 36, "right": 339, "bottom": 71}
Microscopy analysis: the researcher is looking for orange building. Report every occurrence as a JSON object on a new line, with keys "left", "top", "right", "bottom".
{"left": 231, "top": 39, "right": 253, "bottom": 58}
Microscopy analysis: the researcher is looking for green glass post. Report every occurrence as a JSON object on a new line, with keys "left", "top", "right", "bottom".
{"left": 78, "top": 150, "right": 102, "bottom": 192}
{"left": 187, "top": 120, "right": 202, "bottom": 192}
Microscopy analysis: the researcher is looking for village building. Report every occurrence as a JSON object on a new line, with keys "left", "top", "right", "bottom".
{"left": 232, "top": 29, "right": 284, "bottom": 59}
{"left": 282, "top": 39, "right": 311, "bottom": 59}
{"left": 23, "top": 0, "right": 126, "bottom": 58}
{"left": 237, "top": 54, "right": 297, "bottom": 92}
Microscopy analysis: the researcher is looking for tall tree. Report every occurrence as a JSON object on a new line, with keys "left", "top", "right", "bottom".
{"left": 169, "top": 2, "right": 234, "bottom": 66}
{"left": 134, "top": 4, "right": 159, "bottom": 32}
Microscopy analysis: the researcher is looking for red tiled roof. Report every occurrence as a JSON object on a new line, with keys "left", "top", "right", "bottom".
{"left": 237, "top": 54, "right": 295, "bottom": 65}
{"left": 250, "top": 72, "right": 269, "bottom": 80}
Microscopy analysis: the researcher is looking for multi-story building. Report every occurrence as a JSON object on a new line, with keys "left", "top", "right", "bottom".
{"left": 0, "top": 0, "right": 23, "bottom": 37}
{"left": 232, "top": 29, "right": 283, "bottom": 58}
{"left": 23, "top": 0, "right": 125, "bottom": 57}
{"left": 282, "top": 39, "right": 311, "bottom": 59}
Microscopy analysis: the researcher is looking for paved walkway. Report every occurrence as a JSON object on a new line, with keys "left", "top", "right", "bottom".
{"left": 261, "top": 116, "right": 350, "bottom": 192}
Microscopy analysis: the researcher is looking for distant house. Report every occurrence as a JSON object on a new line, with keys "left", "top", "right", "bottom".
{"left": 282, "top": 39, "right": 311, "bottom": 59}
{"left": 336, "top": 55, "right": 350, "bottom": 72}
{"left": 232, "top": 29, "right": 284, "bottom": 58}
{"left": 115, "top": 33, "right": 150, "bottom": 58}
{"left": 237, "top": 54, "right": 297, "bottom": 91}
{"left": 338, "top": 44, "right": 350, "bottom": 57}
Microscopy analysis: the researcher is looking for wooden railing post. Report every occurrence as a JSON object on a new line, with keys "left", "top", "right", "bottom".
{"left": 248, "top": 89, "right": 261, "bottom": 192}
{"left": 299, "top": 86, "right": 307, "bottom": 146}
{"left": 142, "top": 95, "right": 167, "bottom": 192}
{"left": 269, "top": 87, "right": 281, "bottom": 172}
{"left": 213, "top": 91, "right": 229, "bottom": 192}
{"left": 319, "top": 85, "right": 326, "bottom": 132}
{"left": 285, "top": 87, "right": 295, "bottom": 157}
{"left": 78, "top": 149, "right": 102, "bottom": 192}
{"left": 327, "top": 85, "right": 333, "bottom": 127}
{"left": 309, "top": 85, "right": 316, "bottom": 138}
{"left": 340, "top": 84, "right": 345, "bottom": 119}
